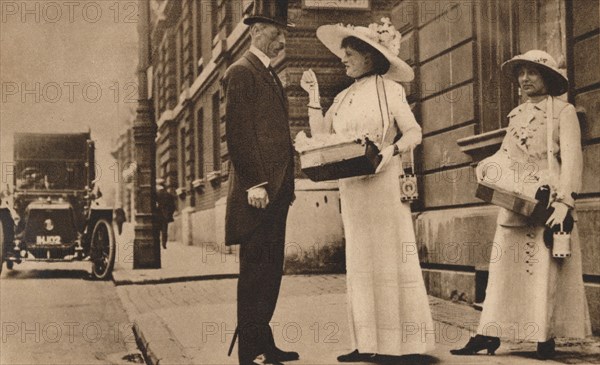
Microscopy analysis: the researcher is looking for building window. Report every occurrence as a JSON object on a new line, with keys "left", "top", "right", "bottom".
{"left": 211, "top": 1, "right": 218, "bottom": 41}
{"left": 194, "top": 0, "right": 203, "bottom": 73}
{"left": 212, "top": 92, "right": 221, "bottom": 172}
{"left": 196, "top": 108, "right": 204, "bottom": 179}
{"left": 179, "top": 126, "right": 186, "bottom": 189}
{"left": 176, "top": 22, "right": 184, "bottom": 93}
{"left": 188, "top": 116, "right": 195, "bottom": 207}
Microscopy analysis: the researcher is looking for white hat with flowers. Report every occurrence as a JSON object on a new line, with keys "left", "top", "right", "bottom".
{"left": 501, "top": 50, "right": 569, "bottom": 96}
{"left": 316, "top": 18, "right": 413, "bottom": 82}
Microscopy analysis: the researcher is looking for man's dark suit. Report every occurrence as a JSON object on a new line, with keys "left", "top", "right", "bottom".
{"left": 156, "top": 188, "right": 176, "bottom": 246}
{"left": 224, "top": 51, "right": 295, "bottom": 363}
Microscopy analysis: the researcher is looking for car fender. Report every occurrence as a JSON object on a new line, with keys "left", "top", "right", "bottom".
{"left": 83, "top": 206, "right": 113, "bottom": 249}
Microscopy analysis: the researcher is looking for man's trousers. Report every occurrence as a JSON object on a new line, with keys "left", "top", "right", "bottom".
{"left": 237, "top": 197, "right": 290, "bottom": 364}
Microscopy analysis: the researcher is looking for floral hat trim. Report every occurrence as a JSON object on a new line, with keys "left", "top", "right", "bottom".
{"left": 365, "top": 17, "right": 401, "bottom": 56}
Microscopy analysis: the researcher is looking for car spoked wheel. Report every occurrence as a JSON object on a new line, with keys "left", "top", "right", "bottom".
{"left": 90, "top": 219, "right": 116, "bottom": 280}
{"left": 0, "top": 221, "right": 4, "bottom": 275}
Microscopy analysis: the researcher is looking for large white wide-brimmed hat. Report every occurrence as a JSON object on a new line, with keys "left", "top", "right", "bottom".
{"left": 316, "top": 18, "right": 414, "bottom": 82}
{"left": 501, "top": 50, "right": 569, "bottom": 96}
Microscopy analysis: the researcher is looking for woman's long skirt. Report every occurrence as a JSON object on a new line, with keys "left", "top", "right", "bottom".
{"left": 477, "top": 218, "right": 591, "bottom": 342}
{"left": 339, "top": 156, "right": 434, "bottom": 355}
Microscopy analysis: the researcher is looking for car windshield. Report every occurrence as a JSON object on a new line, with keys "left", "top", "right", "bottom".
{"left": 16, "top": 161, "right": 87, "bottom": 190}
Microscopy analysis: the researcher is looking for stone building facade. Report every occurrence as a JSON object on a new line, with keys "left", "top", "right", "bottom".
{"left": 111, "top": 122, "right": 135, "bottom": 222}
{"left": 124, "top": 0, "right": 600, "bottom": 332}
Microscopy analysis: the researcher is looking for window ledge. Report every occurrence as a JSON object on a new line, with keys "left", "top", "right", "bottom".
{"left": 192, "top": 179, "right": 205, "bottom": 190}
{"left": 207, "top": 171, "right": 221, "bottom": 183}
{"left": 456, "top": 128, "right": 507, "bottom": 163}
{"left": 175, "top": 187, "right": 187, "bottom": 198}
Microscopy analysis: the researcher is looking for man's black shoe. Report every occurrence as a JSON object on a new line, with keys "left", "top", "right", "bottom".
{"left": 271, "top": 347, "right": 299, "bottom": 362}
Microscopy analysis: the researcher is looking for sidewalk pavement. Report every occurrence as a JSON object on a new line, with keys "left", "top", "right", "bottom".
{"left": 112, "top": 231, "right": 600, "bottom": 365}
{"left": 112, "top": 223, "right": 239, "bottom": 285}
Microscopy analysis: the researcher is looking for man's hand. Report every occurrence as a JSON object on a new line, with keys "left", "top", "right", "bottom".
{"left": 248, "top": 186, "right": 269, "bottom": 209}
{"left": 546, "top": 201, "right": 570, "bottom": 228}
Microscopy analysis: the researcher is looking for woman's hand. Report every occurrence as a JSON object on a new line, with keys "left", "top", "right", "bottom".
{"left": 301, "top": 69, "right": 321, "bottom": 106}
{"left": 475, "top": 163, "right": 486, "bottom": 181}
{"left": 546, "top": 201, "right": 570, "bottom": 228}
{"left": 375, "top": 145, "right": 396, "bottom": 174}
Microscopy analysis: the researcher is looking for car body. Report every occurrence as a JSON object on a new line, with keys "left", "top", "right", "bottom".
{"left": 0, "top": 132, "right": 116, "bottom": 279}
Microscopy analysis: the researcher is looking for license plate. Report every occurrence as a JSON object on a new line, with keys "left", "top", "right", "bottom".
{"left": 36, "top": 235, "right": 61, "bottom": 244}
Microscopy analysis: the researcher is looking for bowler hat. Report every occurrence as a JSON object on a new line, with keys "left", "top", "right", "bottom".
{"left": 501, "top": 50, "right": 569, "bottom": 96}
{"left": 244, "top": 0, "right": 294, "bottom": 28}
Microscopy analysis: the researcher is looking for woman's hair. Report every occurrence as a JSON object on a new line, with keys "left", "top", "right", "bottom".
{"left": 513, "top": 64, "right": 552, "bottom": 93}
{"left": 341, "top": 36, "right": 391, "bottom": 75}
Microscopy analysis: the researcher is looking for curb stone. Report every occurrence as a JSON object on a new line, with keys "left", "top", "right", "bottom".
{"left": 113, "top": 272, "right": 239, "bottom": 286}
{"left": 133, "top": 312, "right": 193, "bottom": 365}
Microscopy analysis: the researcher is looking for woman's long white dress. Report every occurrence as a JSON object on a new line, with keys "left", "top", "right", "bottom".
{"left": 476, "top": 97, "right": 591, "bottom": 342}
{"left": 311, "top": 75, "right": 434, "bottom": 355}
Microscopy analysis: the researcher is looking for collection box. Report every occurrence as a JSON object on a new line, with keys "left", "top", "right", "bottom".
{"left": 299, "top": 139, "right": 380, "bottom": 182}
{"left": 475, "top": 181, "right": 551, "bottom": 225}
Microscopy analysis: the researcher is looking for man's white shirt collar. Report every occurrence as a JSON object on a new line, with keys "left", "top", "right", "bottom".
{"left": 249, "top": 46, "right": 271, "bottom": 68}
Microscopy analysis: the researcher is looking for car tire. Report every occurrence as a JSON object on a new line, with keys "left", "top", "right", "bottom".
{"left": 90, "top": 219, "right": 116, "bottom": 280}
{"left": 0, "top": 221, "right": 4, "bottom": 275}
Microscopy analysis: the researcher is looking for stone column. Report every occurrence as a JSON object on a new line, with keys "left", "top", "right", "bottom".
{"left": 133, "top": 0, "right": 160, "bottom": 268}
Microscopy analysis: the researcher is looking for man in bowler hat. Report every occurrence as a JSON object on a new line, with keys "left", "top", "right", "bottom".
{"left": 223, "top": 1, "right": 297, "bottom": 364}
{"left": 156, "top": 178, "right": 176, "bottom": 249}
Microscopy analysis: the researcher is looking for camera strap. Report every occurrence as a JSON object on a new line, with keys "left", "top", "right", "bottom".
{"left": 546, "top": 96, "right": 556, "bottom": 179}
{"left": 375, "top": 75, "right": 414, "bottom": 176}
{"left": 376, "top": 75, "right": 393, "bottom": 148}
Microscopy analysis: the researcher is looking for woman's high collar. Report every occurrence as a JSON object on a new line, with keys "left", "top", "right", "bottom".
{"left": 527, "top": 94, "right": 549, "bottom": 104}
{"left": 353, "top": 71, "right": 378, "bottom": 82}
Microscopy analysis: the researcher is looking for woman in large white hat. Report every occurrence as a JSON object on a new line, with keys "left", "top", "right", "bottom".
{"left": 300, "top": 18, "right": 434, "bottom": 361}
{"left": 451, "top": 50, "right": 592, "bottom": 359}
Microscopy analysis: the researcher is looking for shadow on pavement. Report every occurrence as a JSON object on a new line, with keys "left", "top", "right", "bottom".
{"left": 370, "top": 354, "right": 440, "bottom": 365}
{"left": 3, "top": 269, "right": 91, "bottom": 280}
{"left": 510, "top": 350, "right": 600, "bottom": 363}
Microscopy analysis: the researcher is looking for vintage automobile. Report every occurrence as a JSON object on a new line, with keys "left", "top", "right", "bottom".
{"left": 0, "top": 132, "right": 116, "bottom": 279}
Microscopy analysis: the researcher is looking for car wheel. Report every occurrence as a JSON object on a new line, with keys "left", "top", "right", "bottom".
{"left": 0, "top": 221, "right": 4, "bottom": 275}
{"left": 90, "top": 219, "right": 116, "bottom": 280}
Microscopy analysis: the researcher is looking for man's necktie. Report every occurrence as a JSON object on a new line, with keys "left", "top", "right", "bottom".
{"left": 268, "top": 66, "right": 279, "bottom": 84}
{"left": 268, "top": 65, "right": 284, "bottom": 95}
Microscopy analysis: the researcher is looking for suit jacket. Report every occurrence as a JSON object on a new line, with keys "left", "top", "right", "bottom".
{"left": 224, "top": 52, "right": 295, "bottom": 245}
{"left": 156, "top": 189, "right": 176, "bottom": 223}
